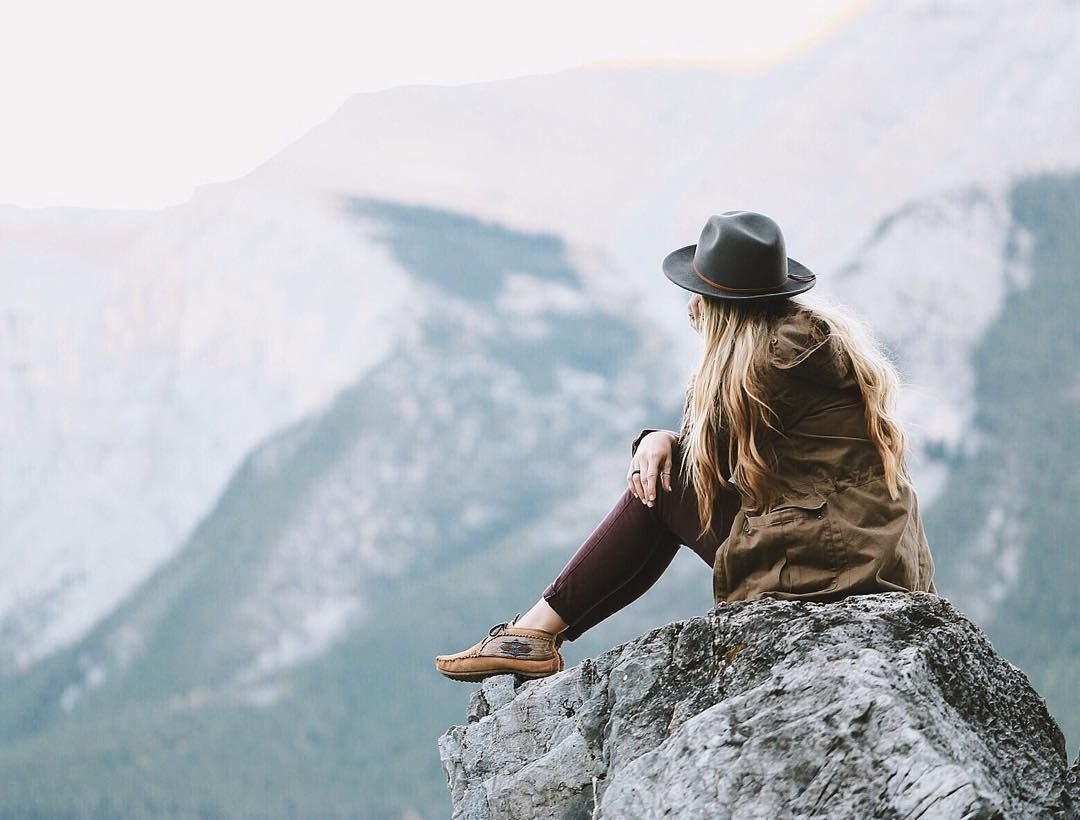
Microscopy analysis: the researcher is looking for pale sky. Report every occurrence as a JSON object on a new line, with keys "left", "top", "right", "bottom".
{"left": 0, "top": 0, "right": 865, "bottom": 210}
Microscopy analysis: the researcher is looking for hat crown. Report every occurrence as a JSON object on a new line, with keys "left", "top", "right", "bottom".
{"left": 692, "top": 211, "right": 789, "bottom": 292}
{"left": 662, "top": 209, "right": 816, "bottom": 301}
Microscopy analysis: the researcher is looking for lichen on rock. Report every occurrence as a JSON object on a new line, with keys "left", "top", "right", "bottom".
{"left": 438, "top": 593, "right": 1076, "bottom": 819}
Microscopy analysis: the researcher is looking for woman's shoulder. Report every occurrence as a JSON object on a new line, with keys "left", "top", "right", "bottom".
{"left": 768, "top": 309, "right": 829, "bottom": 366}
{"left": 767, "top": 309, "right": 852, "bottom": 386}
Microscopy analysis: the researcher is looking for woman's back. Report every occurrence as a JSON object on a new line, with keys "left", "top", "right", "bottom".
{"left": 761, "top": 306, "right": 892, "bottom": 498}
{"left": 714, "top": 305, "right": 938, "bottom": 604}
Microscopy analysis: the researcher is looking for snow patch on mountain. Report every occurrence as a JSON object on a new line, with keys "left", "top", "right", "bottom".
{"left": 822, "top": 185, "right": 1035, "bottom": 505}
{"left": 0, "top": 188, "right": 409, "bottom": 670}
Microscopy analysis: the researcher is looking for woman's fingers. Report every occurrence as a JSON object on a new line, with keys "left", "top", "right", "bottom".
{"left": 628, "top": 460, "right": 644, "bottom": 500}
{"left": 659, "top": 453, "right": 673, "bottom": 493}
{"left": 631, "top": 467, "right": 647, "bottom": 503}
{"left": 643, "top": 459, "right": 657, "bottom": 505}
{"left": 628, "top": 454, "right": 674, "bottom": 506}
{"left": 644, "top": 454, "right": 668, "bottom": 506}
{"left": 629, "top": 433, "right": 677, "bottom": 506}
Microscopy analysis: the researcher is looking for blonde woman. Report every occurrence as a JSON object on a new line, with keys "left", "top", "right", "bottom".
{"left": 436, "top": 210, "right": 937, "bottom": 682}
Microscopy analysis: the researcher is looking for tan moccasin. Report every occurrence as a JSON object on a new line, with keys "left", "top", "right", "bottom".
{"left": 435, "top": 616, "right": 564, "bottom": 682}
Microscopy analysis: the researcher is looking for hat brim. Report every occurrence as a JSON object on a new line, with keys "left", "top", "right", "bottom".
{"left": 662, "top": 244, "right": 816, "bottom": 301}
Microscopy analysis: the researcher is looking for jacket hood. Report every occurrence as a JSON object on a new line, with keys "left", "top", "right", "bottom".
{"left": 767, "top": 309, "right": 856, "bottom": 389}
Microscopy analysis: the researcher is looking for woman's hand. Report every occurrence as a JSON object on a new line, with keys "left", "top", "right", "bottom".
{"left": 627, "top": 430, "right": 677, "bottom": 507}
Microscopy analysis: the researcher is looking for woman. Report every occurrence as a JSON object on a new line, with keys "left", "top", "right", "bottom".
{"left": 435, "top": 210, "right": 937, "bottom": 682}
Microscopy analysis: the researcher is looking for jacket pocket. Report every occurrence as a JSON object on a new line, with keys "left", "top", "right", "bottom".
{"left": 743, "top": 496, "right": 829, "bottom": 531}
{"left": 737, "top": 495, "right": 840, "bottom": 597}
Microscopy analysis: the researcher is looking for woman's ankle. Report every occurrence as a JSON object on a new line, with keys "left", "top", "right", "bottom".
{"left": 516, "top": 597, "right": 569, "bottom": 635}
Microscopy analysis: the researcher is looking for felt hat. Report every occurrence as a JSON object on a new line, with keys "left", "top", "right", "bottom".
{"left": 662, "top": 210, "right": 816, "bottom": 301}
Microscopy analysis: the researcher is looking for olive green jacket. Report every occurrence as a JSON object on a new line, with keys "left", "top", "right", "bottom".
{"left": 636, "top": 309, "right": 937, "bottom": 605}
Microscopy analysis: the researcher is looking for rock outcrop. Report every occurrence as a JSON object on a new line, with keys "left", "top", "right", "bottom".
{"left": 1069, "top": 752, "right": 1080, "bottom": 809}
{"left": 438, "top": 593, "right": 1075, "bottom": 819}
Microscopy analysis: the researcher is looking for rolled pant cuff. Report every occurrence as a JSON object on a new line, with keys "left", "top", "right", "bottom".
{"left": 542, "top": 585, "right": 581, "bottom": 642}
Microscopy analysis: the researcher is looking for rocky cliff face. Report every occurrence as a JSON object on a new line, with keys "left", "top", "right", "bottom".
{"left": 438, "top": 593, "right": 1076, "bottom": 819}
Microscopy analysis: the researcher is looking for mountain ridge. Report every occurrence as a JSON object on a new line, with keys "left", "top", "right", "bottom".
{"left": 3, "top": 0, "right": 1078, "bottom": 668}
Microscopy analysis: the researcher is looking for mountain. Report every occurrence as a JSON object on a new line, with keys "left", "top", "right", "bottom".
{"left": 2, "top": 0, "right": 1079, "bottom": 669}
{"left": 923, "top": 171, "right": 1080, "bottom": 747}
{"left": 0, "top": 0, "right": 1077, "bottom": 816}
{"left": 0, "top": 190, "right": 410, "bottom": 669}
{"left": 0, "top": 172, "right": 1076, "bottom": 818}
{"left": 0, "top": 199, "right": 688, "bottom": 818}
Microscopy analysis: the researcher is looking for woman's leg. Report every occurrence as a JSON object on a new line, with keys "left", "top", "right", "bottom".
{"left": 534, "top": 448, "right": 739, "bottom": 641}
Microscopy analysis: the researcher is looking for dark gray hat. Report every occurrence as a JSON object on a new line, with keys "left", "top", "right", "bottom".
{"left": 662, "top": 210, "right": 816, "bottom": 301}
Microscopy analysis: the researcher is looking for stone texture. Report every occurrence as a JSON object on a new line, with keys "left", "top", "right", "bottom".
{"left": 438, "top": 593, "right": 1076, "bottom": 819}
{"left": 1069, "top": 753, "right": 1080, "bottom": 810}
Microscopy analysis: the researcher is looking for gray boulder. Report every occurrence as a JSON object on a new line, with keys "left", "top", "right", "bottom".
{"left": 438, "top": 593, "right": 1075, "bottom": 819}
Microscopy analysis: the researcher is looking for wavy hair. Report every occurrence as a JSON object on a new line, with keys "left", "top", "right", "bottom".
{"left": 677, "top": 293, "right": 911, "bottom": 539}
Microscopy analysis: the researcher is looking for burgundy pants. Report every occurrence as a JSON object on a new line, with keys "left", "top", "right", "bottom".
{"left": 542, "top": 447, "right": 742, "bottom": 641}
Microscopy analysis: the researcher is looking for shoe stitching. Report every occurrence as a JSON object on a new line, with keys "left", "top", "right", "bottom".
{"left": 468, "top": 634, "right": 556, "bottom": 660}
{"left": 447, "top": 621, "right": 559, "bottom": 662}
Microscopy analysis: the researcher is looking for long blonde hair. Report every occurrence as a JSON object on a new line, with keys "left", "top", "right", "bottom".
{"left": 677, "top": 293, "right": 911, "bottom": 539}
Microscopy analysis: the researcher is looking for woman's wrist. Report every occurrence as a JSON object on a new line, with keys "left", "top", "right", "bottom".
{"left": 632, "top": 428, "right": 679, "bottom": 457}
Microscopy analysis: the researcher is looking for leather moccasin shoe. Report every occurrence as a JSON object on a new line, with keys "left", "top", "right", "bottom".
{"left": 435, "top": 616, "right": 564, "bottom": 682}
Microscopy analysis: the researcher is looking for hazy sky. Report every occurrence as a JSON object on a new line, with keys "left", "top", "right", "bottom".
{"left": 0, "top": 0, "right": 865, "bottom": 210}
